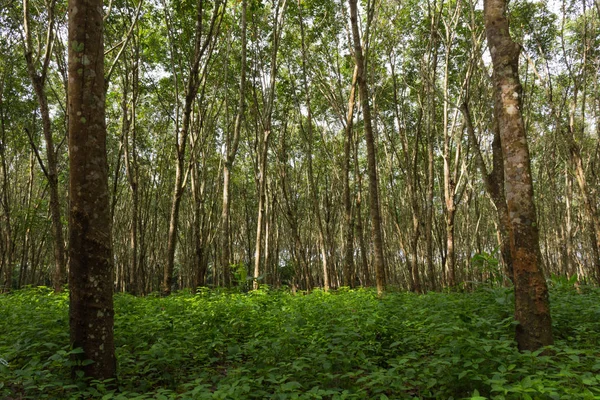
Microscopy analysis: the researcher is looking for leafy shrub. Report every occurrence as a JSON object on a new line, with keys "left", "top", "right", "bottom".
{"left": 1, "top": 286, "right": 599, "bottom": 399}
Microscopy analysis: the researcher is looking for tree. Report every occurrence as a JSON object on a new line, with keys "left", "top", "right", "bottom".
{"left": 221, "top": 0, "right": 247, "bottom": 288}
{"left": 251, "top": 0, "right": 288, "bottom": 290}
{"left": 483, "top": 0, "right": 553, "bottom": 351}
{"left": 349, "top": 0, "right": 386, "bottom": 295}
{"left": 23, "top": 0, "right": 67, "bottom": 292}
{"left": 162, "top": 0, "right": 224, "bottom": 296}
{"left": 67, "top": 0, "right": 116, "bottom": 378}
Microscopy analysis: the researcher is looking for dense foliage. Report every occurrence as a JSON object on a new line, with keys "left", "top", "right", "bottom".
{"left": 1, "top": 285, "right": 599, "bottom": 399}
{"left": 2, "top": 0, "right": 599, "bottom": 293}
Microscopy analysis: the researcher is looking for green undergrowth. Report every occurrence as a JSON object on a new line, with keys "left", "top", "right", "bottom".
{"left": 1, "top": 285, "right": 599, "bottom": 399}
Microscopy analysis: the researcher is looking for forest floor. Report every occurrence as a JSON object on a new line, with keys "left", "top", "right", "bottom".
{"left": 1, "top": 283, "right": 599, "bottom": 399}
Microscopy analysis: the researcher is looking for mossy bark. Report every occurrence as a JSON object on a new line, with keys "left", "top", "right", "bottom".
{"left": 68, "top": 0, "right": 116, "bottom": 379}
{"left": 483, "top": 0, "right": 553, "bottom": 351}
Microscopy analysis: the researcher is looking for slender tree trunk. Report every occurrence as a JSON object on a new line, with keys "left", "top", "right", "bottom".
{"left": 162, "top": 0, "right": 222, "bottom": 295}
{"left": 461, "top": 103, "right": 513, "bottom": 282}
{"left": 425, "top": 0, "right": 440, "bottom": 291}
{"left": 279, "top": 125, "right": 311, "bottom": 290}
{"left": 343, "top": 67, "right": 358, "bottom": 287}
{"left": 253, "top": 131, "right": 270, "bottom": 289}
{"left": 122, "top": 59, "right": 141, "bottom": 294}
{"left": 68, "top": 0, "right": 115, "bottom": 379}
{"left": 484, "top": 0, "right": 553, "bottom": 351}
{"left": 221, "top": 0, "right": 247, "bottom": 287}
{"left": 298, "top": 5, "right": 329, "bottom": 291}
{"left": 349, "top": 0, "right": 386, "bottom": 295}
{"left": 569, "top": 141, "right": 600, "bottom": 283}
{"left": 252, "top": 0, "right": 287, "bottom": 290}
{"left": 23, "top": 0, "right": 66, "bottom": 292}
{"left": 0, "top": 76, "right": 13, "bottom": 292}
{"left": 192, "top": 160, "right": 208, "bottom": 288}
{"left": 563, "top": 165, "right": 574, "bottom": 277}
{"left": 353, "top": 135, "right": 371, "bottom": 287}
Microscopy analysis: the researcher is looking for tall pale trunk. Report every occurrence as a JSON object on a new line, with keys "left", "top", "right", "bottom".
{"left": 23, "top": 0, "right": 66, "bottom": 292}
{"left": 162, "top": 0, "right": 222, "bottom": 295}
{"left": 298, "top": 4, "right": 329, "bottom": 291}
{"left": 484, "top": 0, "right": 553, "bottom": 351}
{"left": 221, "top": 0, "right": 247, "bottom": 287}
{"left": 122, "top": 59, "right": 141, "bottom": 294}
{"left": 349, "top": 0, "right": 386, "bottom": 295}
{"left": 353, "top": 132, "right": 371, "bottom": 287}
{"left": 253, "top": 134, "right": 270, "bottom": 289}
{"left": 563, "top": 166, "right": 574, "bottom": 277}
{"left": 424, "top": 1, "right": 439, "bottom": 291}
{"left": 0, "top": 75, "right": 14, "bottom": 292}
{"left": 343, "top": 67, "right": 358, "bottom": 287}
{"left": 252, "top": 0, "right": 287, "bottom": 289}
{"left": 461, "top": 103, "right": 513, "bottom": 282}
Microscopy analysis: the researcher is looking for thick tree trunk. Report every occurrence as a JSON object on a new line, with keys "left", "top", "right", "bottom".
{"left": 484, "top": 0, "right": 553, "bottom": 351}
{"left": 67, "top": 0, "right": 116, "bottom": 379}
{"left": 349, "top": 0, "right": 386, "bottom": 295}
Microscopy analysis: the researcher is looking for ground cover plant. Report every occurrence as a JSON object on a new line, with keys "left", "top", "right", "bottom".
{"left": 1, "top": 285, "right": 599, "bottom": 399}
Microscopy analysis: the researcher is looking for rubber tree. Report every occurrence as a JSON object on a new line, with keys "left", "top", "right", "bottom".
{"left": 162, "top": 0, "right": 224, "bottom": 295}
{"left": 23, "top": 0, "right": 67, "bottom": 292}
{"left": 483, "top": 0, "right": 553, "bottom": 351}
{"left": 68, "top": 0, "right": 116, "bottom": 379}
{"left": 349, "top": 0, "right": 386, "bottom": 295}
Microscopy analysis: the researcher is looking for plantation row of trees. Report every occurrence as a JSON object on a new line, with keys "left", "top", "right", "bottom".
{"left": 1, "top": 0, "right": 599, "bottom": 294}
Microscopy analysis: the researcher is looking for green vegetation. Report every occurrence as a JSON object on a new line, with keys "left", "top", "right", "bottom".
{"left": 1, "top": 285, "right": 599, "bottom": 399}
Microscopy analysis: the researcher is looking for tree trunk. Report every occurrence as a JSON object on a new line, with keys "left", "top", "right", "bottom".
{"left": 252, "top": 0, "right": 287, "bottom": 289}
{"left": 349, "top": 0, "right": 386, "bottom": 295}
{"left": 67, "top": 0, "right": 116, "bottom": 379}
{"left": 484, "top": 0, "right": 553, "bottom": 351}
{"left": 298, "top": 4, "right": 329, "bottom": 291}
{"left": 122, "top": 59, "right": 141, "bottom": 294}
{"left": 461, "top": 102, "right": 513, "bottom": 283}
{"left": 425, "top": 1, "right": 440, "bottom": 291}
{"left": 221, "top": 0, "right": 247, "bottom": 288}
{"left": 0, "top": 77, "right": 13, "bottom": 292}
{"left": 23, "top": 0, "right": 66, "bottom": 292}
{"left": 162, "top": 0, "right": 222, "bottom": 295}
{"left": 343, "top": 67, "right": 358, "bottom": 287}
{"left": 253, "top": 131, "right": 270, "bottom": 289}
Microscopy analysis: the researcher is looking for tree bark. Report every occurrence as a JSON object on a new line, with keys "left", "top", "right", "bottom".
{"left": 23, "top": 0, "right": 67, "bottom": 293}
{"left": 484, "top": 0, "right": 553, "bottom": 351}
{"left": 0, "top": 72, "right": 14, "bottom": 292}
{"left": 252, "top": 0, "right": 287, "bottom": 290}
{"left": 298, "top": 4, "right": 329, "bottom": 291}
{"left": 461, "top": 102, "right": 513, "bottom": 282}
{"left": 162, "top": 0, "right": 222, "bottom": 295}
{"left": 221, "top": 0, "right": 247, "bottom": 288}
{"left": 68, "top": 0, "right": 116, "bottom": 379}
{"left": 349, "top": 0, "right": 386, "bottom": 295}
{"left": 343, "top": 66, "right": 358, "bottom": 287}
